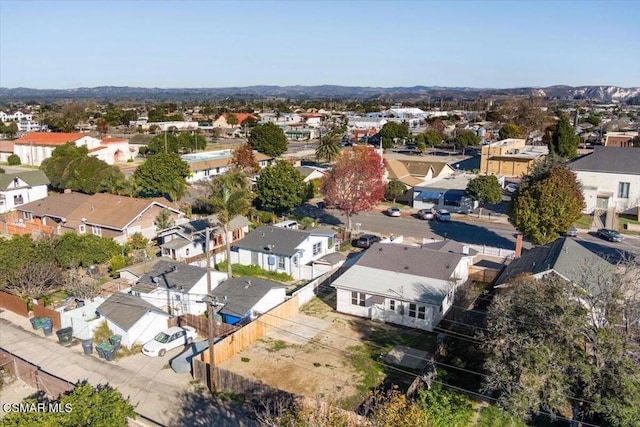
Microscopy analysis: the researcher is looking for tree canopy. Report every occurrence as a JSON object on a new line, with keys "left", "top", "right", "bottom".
{"left": 147, "top": 132, "right": 180, "bottom": 155}
{"left": 507, "top": 164, "right": 584, "bottom": 245}
{"left": 454, "top": 130, "right": 481, "bottom": 154}
{"left": 385, "top": 179, "right": 407, "bottom": 203}
{"left": 483, "top": 271, "right": 640, "bottom": 426}
{"left": 322, "top": 146, "right": 385, "bottom": 230}
{"left": 465, "top": 175, "right": 502, "bottom": 217}
{"left": 132, "top": 153, "right": 191, "bottom": 201}
{"left": 498, "top": 123, "right": 523, "bottom": 140}
{"left": 253, "top": 161, "right": 308, "bottom": 213}
{"left": 40, "top": 143, "right": 127, "bottom": 195}
{"left": 231, "top": 143, "right": 259, "bottom": 174}
{"left": 248, "top": 122, "right": 288, "bottom": 157}
{"left": 379, "top": 121, "right": 409, "bottom": 148}
{"left": 315, "top": 133, "right": 341, "bottom": 163}
{"left": 548, "top": 114, "right": 580, "bottom": 159}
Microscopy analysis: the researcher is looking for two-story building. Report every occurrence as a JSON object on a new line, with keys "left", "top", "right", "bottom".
{"left": 0, "top": 170, "right": 49, "bottom": 214}
{"left": 480, "top": 138, "right": 548, "bottom": 177}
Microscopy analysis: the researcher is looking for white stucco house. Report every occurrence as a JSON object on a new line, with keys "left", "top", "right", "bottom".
{"left": 332, "top": 240, "right": 477, "bottom": 331}
{"left": 13, "top": 132, "right": 132, "bottom": 166}
{"left": 131, "top": 260, "right": 228, "bottom": 316}
{"left": 230, "top": 225, "right": 338, "bottom": 280}
{"left": 569, "top": 146, "right": 640, "bottom": 214}
{"left": 96, "top": 292, "right": 171, "bottom": 349}
{"left": 210, "top": 277, "right": 287, "bottom": 325}
{"left": 0, "top": 170, "right": 50, "bottom": 214}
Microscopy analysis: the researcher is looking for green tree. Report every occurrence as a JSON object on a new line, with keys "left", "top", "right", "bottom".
{"left": 128, "top": 232, "right": 148, "bottom": 250}
{"left": 249, "top": 122, "right": 288, "bottom": 157}
{"left": 498, "top": 123, "right": 523, "bottom": 140}
{"left": 465, "top": 175, "right": 503, "bottom": 218}
{"left": 226, "top": 113, "right": 239, "bottom": 126}
{"left": 6, "top": 122, "right": 19, "bottom": 139}
{"left": 199, "top": 170, "right": 252, "bottom": 277}
{"left": 7, "top": 154, "right": 21, "bottom": 165}
{"left": 423, "top": 129, "right": 443, "bottom": 147}
{"left": 507, "top": 165, "right": 585, "bottom": 245}
{"left": 133, "top": 153, "right": 190, "bottom": 201}
{"left": 155, "top": 208, "right": 174, "bottom": 230}
{"left": 1, "top": 381, "right": 136, "bottom": 427}
{"left": 548, "top": 114, "right": 580, "bottom": 159}
{"left": 315, "top": 134, "right": 341, "bottom": 163}
{"left": 147, "top": 132, "right": 180, "bottom": 155}
{"left": 454, "top": 130, "right": 481, "bottom": 155}
{"left": 385, "top": 180, "right": 407, "bottom": 203}
{"left": 254, "top": 161, "right": 308, "bottom": 213}
{"left": 379, "top": 121, "right": 409, "bottom": 148}
{"left": 55, "top": 234, "right": 121, "bottom": 268}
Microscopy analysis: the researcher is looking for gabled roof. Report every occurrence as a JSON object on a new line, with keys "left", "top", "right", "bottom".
{"left": 356, "top": 242, "right": 465, "bottom": 281}
{"left": 117, "top": 257, "right": 173, "bottom": 278}
{"left": 232, "top": 226, "right": 311, "bottom": 257}
{"left": 97, "top": 292, "right": 168, "bottom": 331}
{"left": 101, "top": 137, "right": 128, "bottom": 144}
{"left": 16, "top": 192, "right": 92, "bottom": 219}
{"left": 569, "top": 146, "right": 640, "bottom": 175}
{"left": 211, "top": 277, "right": 286, "bottom": 318}
{"left": 495, "top": 237, "right": 614, "bottom": 293}
{"left": 421, "top": 240, "right": 478, "bottom": 256}
{"left": 135, "top": 260, "right": 207, "bottom": 293}
{"left": 14, "top": 132, "right": 87, "bottom": 146}
{"left": 0, "top": 170, "right": 50, "bottom": 190}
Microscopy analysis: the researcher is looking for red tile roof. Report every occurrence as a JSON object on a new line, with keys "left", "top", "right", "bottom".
{"left": 223, "top": 113, "right": 255, "bottom": 124}
{"left": 101, "top": 137, "right": 128, "bottom": 144}
{"left": 14, "top": 132, "right": 87, "bottom": 146}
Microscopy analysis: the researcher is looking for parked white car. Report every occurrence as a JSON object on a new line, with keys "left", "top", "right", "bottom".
{"left": 142, "top": 326, "right": 197, "bottom": 357}
{"left": 386, "top": 207, "right": 402, "bottom": 217}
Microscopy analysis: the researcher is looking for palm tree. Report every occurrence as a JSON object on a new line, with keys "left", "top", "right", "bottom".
{"left": 315, "top": 132, "right": 341, "bottom": 163}
{"left": 200, "top": 170, "right": 252, "bottom": 278}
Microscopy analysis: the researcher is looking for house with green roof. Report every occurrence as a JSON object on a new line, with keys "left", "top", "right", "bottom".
{"left": 0, "top": 170, "right": 49, "bottom": 214}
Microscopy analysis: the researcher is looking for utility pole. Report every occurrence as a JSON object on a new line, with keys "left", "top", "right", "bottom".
{"left": 205, "top": 227, "right": 216, "bottom": 393}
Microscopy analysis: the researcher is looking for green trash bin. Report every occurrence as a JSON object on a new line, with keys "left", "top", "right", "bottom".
{"left": 103, "top": 344, "right": 116, "bottom": 361}
{"left": 96, "top": 342, "right": 109, "bottom": 359}
{"left": 109, "top": 334, "right": 122, "bottom": 351}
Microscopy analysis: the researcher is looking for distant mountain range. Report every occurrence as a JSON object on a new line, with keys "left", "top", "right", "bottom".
{"left": 1, "top": 85, "right": 639, "bottom": 103}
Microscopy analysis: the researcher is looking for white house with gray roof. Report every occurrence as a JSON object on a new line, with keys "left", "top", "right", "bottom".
{"left": 132, "top": 260, "right": 227, "bottom": 316}
{"left": 96, "top": 292, "right": 171, "bottom": 349}
{"left": 230, "top": 225, "right": 338, "bottom": 280}
{"left": 569, "top": 146, "right": 640, "bottom": 215}
{"left": 0, "top": 170, "right": 49, "bottom": 214}
{"left": 157, "top": 215, "right": 250, "bottom": 262}
{"left": 332, "top": 241, "right": 476, "bottom": 331}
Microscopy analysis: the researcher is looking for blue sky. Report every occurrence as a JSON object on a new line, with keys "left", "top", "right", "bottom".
{"left": 1, "top": 0, "right": 638, "bottom": 89}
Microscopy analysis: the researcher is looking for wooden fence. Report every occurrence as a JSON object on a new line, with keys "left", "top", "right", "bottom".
{"left": 0, "top": 290, "right": 29, "bottom": 317}
{"left": 0, "top": 348, "right": 74, "bottom": 399}
{"left": 167, "top": 313, "right": 236, "bottom": 338}
{"left": 468, "top": 266, "right": 500, "bottom": 284}
{"left": 33, "top": 299, "right": 62, "bottom": 330}
{"left": 201, "top": 294, "right": 299, "bottom": 366}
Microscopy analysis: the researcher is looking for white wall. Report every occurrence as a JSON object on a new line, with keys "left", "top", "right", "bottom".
{"left": 574, "top": 170, "right": 640, "bottom": 213}
{"left": 252, "top": 288, "right": 286, "bottom": 314}
{"left": 106, "top": 312, "right": 169, "bottom": 349}
{"left": 0, "top": 184, "right": 48, "bottom": 213}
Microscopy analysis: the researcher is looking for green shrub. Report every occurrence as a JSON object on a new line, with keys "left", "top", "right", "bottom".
{"left": 7, "top": 154, "right": 21, "bottom": 165}
{"left": 216, "top": 261, "right": 293, "bottom": 281}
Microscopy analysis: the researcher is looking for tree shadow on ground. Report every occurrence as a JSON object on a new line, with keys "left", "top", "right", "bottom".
{"left": 428, "top": 220, "right": 516, "bottom": 249}
{"left": 289, "top": 203, "right": 342, "bottom": 226}
{"left": 169, "top": 384, "right": 258, "bottom": 427}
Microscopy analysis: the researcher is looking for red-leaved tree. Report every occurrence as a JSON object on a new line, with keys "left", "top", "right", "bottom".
{"left": 322, "top": 146, "right": 385, "bottom": 230}
{"left": 231, "top": 143, "right": 259, "bottom": 174}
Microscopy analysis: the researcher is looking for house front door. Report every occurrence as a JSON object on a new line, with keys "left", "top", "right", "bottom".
{"left": 251, "top": 252, "right": 259, "bottom": 265}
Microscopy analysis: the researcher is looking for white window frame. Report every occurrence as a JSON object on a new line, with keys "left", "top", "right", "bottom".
{"left": 351, "top": 291, "right": 366, "bottom": 307}
{"left": 618, "top": 182, "right": 630, "bottom": 199}
{"left": 78, "top": 224, "right": 86, "bottom": 234}
{"left": 91, "top": 225, "right": 101, "bottom": 236}
{"left": 312, "top": 242, "right": 322, "bottom": 256}
{"left": 277, "top": 256, "right": 286, "bottom": 270}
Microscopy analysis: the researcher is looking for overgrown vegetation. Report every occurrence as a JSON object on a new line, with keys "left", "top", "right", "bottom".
{"left": 216, "top": 261, "right": 293, "bottom": 282}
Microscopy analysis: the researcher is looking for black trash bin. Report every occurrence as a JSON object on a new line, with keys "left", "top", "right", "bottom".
{"left": 56, "top": 327, "right": 73, "bottom": 345}
{"left": 103, "top": 344, "right": 116, "bottom": 361}
{"left": 81, "top": 339, "right": 93, "bottom": 355}
{"left": 109, "top": 334, "right": 122, "bottom": 351}
{"left": 41, "top": 319, "right": 53, "bottom": 337}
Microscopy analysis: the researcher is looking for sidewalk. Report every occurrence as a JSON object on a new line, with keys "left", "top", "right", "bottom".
{"left": 0, "top": 309, "right": 257, "bottom": 426}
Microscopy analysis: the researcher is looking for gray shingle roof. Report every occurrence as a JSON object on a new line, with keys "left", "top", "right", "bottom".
{"left": 96, "top": 292, "right": 168, "bottom": 331}
{"left": 211, "top": 277, "right": 285, "bottom": 318}
{"left": 569, "top": 146, "right": 640, "bottom": 175}
{"left": 0, "top": 170, "right": 50, "bottom": 190}
{"left": 232, "top": 226, "right": 310, "bottom": 257}
{"left": 421, "top": 240, "right": 478, "bottom": 256}
{"left": 495, "top": 237, "right": 614, "bottom": 293}
{"left": 358, "top": 242, "right": 465, "bottom": 281}
{"left": 134, "top": 260, "right": 206, "bottom": 293}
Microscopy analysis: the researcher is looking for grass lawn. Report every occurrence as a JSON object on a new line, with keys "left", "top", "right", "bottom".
{"left": 574, "top": 214, "right": 592, "bottom": 229}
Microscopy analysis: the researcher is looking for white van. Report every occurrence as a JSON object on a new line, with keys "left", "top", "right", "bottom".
{"left": 273, "top": 220, "right": 299, "bottom": 230}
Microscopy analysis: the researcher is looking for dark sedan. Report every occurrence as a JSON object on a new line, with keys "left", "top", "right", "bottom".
{"left": 597, "top": 228, "right": 624, "bottom": 242}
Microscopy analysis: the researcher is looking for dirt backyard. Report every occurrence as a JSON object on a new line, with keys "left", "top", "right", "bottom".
{"left": 218, "top": 290, "right": 436, "bottom": 410}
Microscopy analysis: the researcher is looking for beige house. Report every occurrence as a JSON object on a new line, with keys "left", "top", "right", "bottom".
{"left": 385, "top": 159, "right": 455, "bottom": 188}
{"left": 14, "top": 192, "right": 184, "bottom": 244}
{"left": 480, "top": 138, "right": 548, "bottom": 177}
